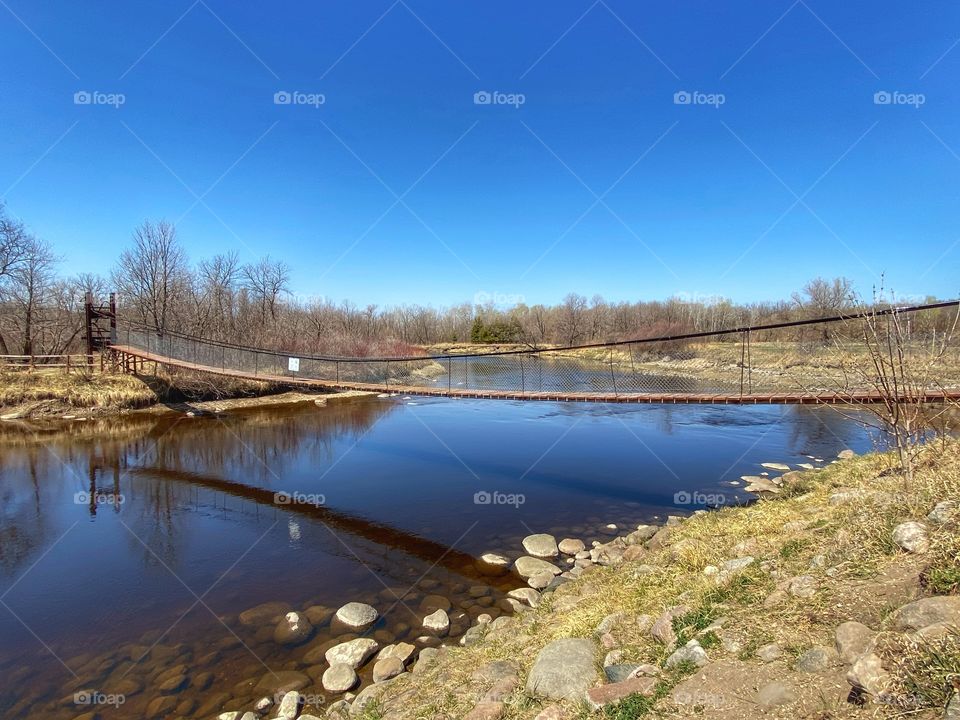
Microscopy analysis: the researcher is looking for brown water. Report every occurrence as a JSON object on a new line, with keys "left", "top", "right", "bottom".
{"left": 0, "top": 396, "right": 873, "bottom": 718}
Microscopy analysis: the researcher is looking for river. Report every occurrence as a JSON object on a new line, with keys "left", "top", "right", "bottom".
{"left": 0, "top": 396, "right": 875, "bottom": 718}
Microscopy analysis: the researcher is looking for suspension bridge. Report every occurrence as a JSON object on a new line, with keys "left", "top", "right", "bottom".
{"left": 106, "top": 301, "right": 960, "bottom": 405}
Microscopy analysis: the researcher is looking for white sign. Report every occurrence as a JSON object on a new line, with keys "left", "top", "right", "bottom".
{"left": 288, "top": 357, "right": 300, "bottom": 372}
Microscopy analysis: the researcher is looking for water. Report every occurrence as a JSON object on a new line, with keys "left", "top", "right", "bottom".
{"left": 0, "top": 396, "right": 874, "bottom": 718}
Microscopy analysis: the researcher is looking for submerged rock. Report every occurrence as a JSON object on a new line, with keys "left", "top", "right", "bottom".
{"left": 522, "top": 534, "right": 560, "bottom": 558}
{"left": 334, "top": 602, "right": 378, "bottom": 631}
{"left": 273, "top": 611, "right": 314, "bottom": 646}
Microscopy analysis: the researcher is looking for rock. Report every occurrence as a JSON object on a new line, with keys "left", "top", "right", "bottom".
{"left": 463, "top": 701, "right": 504, "bottom": 720}
{"left": 419, "top": 594, "right": 451, "bottom": 613}
{"left": 743, "top": 476, "right": 781, "bottom": 494}
{"left": 461, "top": 625, "right": 486, "bottom": 646}
{"left": 837, "top": 449, "right": 856, "bottom": 459}
{"left": 304, "top": 605, "right": 334, "bottom": 625}
{"left": 835, "top": 622, "right": 875, "bottom": 663}
{"left": 515, "top": 556, "right": 561, "bottom": 578}
{"left": 946, "top": 693, "right": 960, "bottom": 720}
{"left": 585, "top": 675, "right": 657, "bottom": 709}
{"left": 372, "top": 656, "right": 404, "bottom": 682}
{"left": 889, "top": 596, "right": 960, "bottom": 631}
{"left": 650, "top": 611, "right": 676, "bottom": 647}
{"left": 527, "top": 571, "right": 554, "bottom": 589}
{"left": 892, "top": 521, "right": 929, "bottom": 553}
{"left": 276, "top": 691, "right": 302, "bottom": 719}
{"left": 666, "top": 639, "right": 708, "bottom": 668}
{"left": 534, "top": 707, "right": 565, "bottom": 720}
{"left": 604, "top": 664, "right": 641, "bottom": 683}
{"left": 238, "top": 601, "right": 289, "bottom": 628}
{"left": 591, "top": 540, "right": 627, "bottom": 566}
{"left": 755, "top": 643, "right": 782, "bottom": 662}
{"left": 525, "top": 638, "right": 598, "bottom": 700}
{"left": 558, "top": 538, "right": 585, "bottom": 555}
{"left": 755, "top": 681, "right": 797, "bottom": 706}
{"left": 253, "top": 670, "right": 310, "bottom": 695}
{"left": 846, "top": 652, "right": 890, "bottom": 697}
{"left": 794, "top": 646, "right": 839, "bottom": 672}
{"left": 507, "top": 588, "right": 540, "bottom": 608}
{"left": 478, "top": 552, "right": 511, "bottom": 575}
{"left": 334, "top": 602, "right": 378, "bottom": 631}
{"left": 322, "top": 664, "right": 358, "bottom": 694}
{"left": 786, "top": 575, "right": 817, "bottom": 598}
{"left": 928, "top": 501, "right": 957, "bottom": 524}
{"left": 761, "top": 462, "right": 791, "bottom": 471}
{"left": 377, "top": 641, "right": 415, "bottom": 665}
{"left": 423, "top": 609, "right": 450, "bottom": 635}
{"left": 274, "top": 611, "right": 314, "bottom": 646}
{"left": 325, "top": 638, "right": 379, "bottom": 669}
{"left": 523, "top": 534, "right": 559, "bottom": 558}
{"left": 254, "top": 697, "right": 273, "bottom": 714}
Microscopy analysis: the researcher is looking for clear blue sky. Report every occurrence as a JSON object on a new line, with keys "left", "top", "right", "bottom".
{"left": 1, "top": 1, "right": 958, "bottom": 307}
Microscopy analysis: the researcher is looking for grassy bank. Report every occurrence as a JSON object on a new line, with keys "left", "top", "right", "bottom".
{"left": 0, "top": 366, "right": 333, "bottom": 419}
{"left": 358, "top": 440, "right": 960, "bottom": 719}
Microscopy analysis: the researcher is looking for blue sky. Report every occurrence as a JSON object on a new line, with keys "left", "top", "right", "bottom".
{"left": 1, "top": 1, "right": 958, "bottom": 307}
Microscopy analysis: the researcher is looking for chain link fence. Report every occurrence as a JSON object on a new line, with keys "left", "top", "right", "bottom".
{"left": 116, "top": 303, "right": 960, "bottom": 399}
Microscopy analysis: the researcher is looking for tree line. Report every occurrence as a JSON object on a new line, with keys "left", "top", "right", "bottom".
{"left": 0, "top": 206, "right": 952, "bottom": 358}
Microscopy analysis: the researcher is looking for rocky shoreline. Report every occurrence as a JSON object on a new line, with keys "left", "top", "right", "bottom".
{"left": 216, "top": 443, "right": 959, "bottom": 720}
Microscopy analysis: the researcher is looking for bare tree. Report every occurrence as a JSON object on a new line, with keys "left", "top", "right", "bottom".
{"left": 557, "top": 293, "right": 588, "bottom": 346}
{"left": 112, "top": 220, "right": 188, "bottom": 333}
{"left": 793, "top": 277, "right": 854, "bottom": 341}
{"left": 242, "top": 256, "right": 290, "bottom": 328}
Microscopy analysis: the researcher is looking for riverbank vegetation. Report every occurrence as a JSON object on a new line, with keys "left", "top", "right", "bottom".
{"left": 1, "top": 204, "right": 955, "bottom": 363}
{"left": 352, "top": 440, "right": 960, "bottom": 719}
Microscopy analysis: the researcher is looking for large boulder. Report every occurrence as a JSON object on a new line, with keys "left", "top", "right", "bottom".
{"left": 325, "top": 638, "right": 379, "bottom": 669}
{"left": 334, "top": 602, "right": 378, "bottom": 631}
{"left": 522, "top": 534, "right": 559, "bottom": 558}
{"left": 889, "top": 596, "right": 960, "bottom": 631}
{"left": 525, "top": 638, "right": 598, "bottom": 700}
{"left": 558, "top": 538, "right": 585, "bottom": 555}
{"left": 514, "top": 556, "right": 561, "bottom": 578}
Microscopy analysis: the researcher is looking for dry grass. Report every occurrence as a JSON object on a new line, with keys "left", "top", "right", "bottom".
{"left": 371, "top": 441, "right": 960, "bottom": 719}
{"left": 0, "top": 368, "right": 156, "bottom": 409}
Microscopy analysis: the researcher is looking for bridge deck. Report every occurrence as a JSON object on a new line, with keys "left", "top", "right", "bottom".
{"left": 112, "top": 344, "right": 960, "bottom": 405}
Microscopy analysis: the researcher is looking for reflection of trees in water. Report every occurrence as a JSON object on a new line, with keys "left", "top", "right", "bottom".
{"left": 141, "top": 402, "right": 395, "bottom": 485}
{"left": 784, "top": 406, "right": 872, "bottom": 453}
{"left": 0, "top": 401, "right": 396, "bottom": 576}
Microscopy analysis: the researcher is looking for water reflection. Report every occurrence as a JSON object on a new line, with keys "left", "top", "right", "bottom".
{"left": 0, "top": 397, "right": 879, "bottom": 719}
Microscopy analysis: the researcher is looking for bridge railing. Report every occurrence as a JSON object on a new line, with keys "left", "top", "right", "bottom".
{"left": 116, "top": 301, "right": 960, "bottom": 398}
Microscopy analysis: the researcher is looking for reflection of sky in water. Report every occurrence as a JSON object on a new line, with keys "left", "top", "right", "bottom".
{"left": 0, "top": 398, "right": 876, "bottom": 705}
